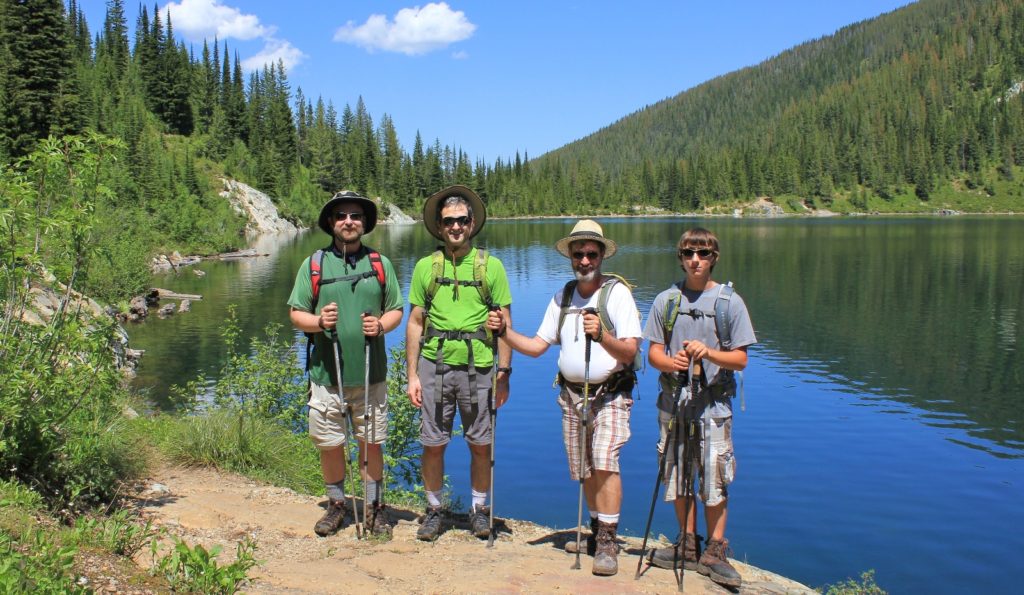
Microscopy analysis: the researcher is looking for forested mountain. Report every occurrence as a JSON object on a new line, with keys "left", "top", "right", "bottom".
{"left": 532, "top": 0, "right": 1024, "bottom": 213}
{"left": 2, "top": 0, "right": 1023, "bottom": 302}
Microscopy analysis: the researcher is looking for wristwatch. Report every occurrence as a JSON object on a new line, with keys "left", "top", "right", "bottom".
{"left": 497, "top": 367, "right": 512, "bottom": 376}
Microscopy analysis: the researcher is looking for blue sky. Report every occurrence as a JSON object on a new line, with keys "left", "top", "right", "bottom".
{"left": 80, "top": 1, "right": 915, "bottom": 164}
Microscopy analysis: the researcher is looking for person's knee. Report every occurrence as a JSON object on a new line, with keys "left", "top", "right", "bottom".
{"left": 468, "top": 443, "right": 490, "bottom": 457}
{"left": 422, "top": 444, "right": 446, "bottom": 459}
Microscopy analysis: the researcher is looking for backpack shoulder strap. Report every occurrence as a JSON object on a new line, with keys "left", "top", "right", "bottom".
{"left": 663, "top": 282, "right": 684, "bottom": 343}
{"left": 366, "top": 248, "right": 386, "bottom": 287}
{"left": 473, "top": 248, "right": 492, "bottom": 307}
{"left": 425, "top": 248, "right": 445, "bottom": 310}
{"left": 557, "top": 280, "right": 578, "bottom": 334}
{"left": 596, "top": 275, "right": 623, "bottom": 332}
{"left": 715, "top": 281, "right": 735, "bottom": 349}
{"left": 309, "top": 247, "right": 329, "bottom": 312}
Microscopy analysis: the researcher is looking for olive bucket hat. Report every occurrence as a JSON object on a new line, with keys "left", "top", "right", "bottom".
{"left": 318, "top": 190, "right": 378, "bottom": 235}
{"left": 555, "top": 219, "right": 618, "bottom": 259}
{"left": 422, "top": 185, "right": 486, "bottom": 241}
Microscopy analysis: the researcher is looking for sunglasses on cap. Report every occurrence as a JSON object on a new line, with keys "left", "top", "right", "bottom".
{"left": 678, "top": 248, "right": 714, "bottom": 259}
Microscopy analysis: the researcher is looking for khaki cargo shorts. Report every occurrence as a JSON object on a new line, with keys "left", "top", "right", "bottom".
{"left": 658, "top": 411, "right": 735, "bottom": 507}
{"left": 307, "top": 380, "right": 388, "bottom": 450}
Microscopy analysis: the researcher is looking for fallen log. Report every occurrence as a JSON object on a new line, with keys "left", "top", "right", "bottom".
{"left": 150, "top": 288, "right": 203, "bottom": 301}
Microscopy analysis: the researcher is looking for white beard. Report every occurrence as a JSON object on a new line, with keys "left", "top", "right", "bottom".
{"left": 574, "top": 269, "right": 596, "bottom": 283}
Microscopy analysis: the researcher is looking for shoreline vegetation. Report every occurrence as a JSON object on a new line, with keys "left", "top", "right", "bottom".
{"left": 1, "top": 139, "right": 884, "bottom": 593}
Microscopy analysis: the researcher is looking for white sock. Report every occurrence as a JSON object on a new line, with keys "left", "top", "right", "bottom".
{"left": 426, "top": 490, "right": 442, "bottom": 507}
{"left": 472, "top": 489, "right": 487, "bottom": 509}
{"left": 597, "top": 513, "right": 619, "bottom": 524}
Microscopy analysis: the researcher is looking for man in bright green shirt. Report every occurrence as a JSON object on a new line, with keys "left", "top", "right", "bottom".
{"left": 288, "top": 191, "right": 403, "bottom": 539}
{"left": 406, "top": 185, "right": 512, "bottom": 541}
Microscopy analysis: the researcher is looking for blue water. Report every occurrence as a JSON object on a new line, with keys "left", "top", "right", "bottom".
{"left": 127, "top": 217, "right": 1024, "bottom": 594}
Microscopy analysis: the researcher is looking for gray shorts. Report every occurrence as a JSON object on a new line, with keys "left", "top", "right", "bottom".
{"left": 308, "top": 381, "right": 388, "bottom": 450}
{"left": 418, "top": 357, "right": 494, "bottom": 447}
{"left": 658, "top": 411, "right": 735, "bottom": 507}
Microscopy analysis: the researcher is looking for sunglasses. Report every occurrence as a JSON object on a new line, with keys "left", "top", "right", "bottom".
{"left": 333, "top": 211, "right": 364, "bottom": 222}
{"left": 572, "top": 250, "right": 601, "bottom": 261}
{"left": 442, "top": 215, "right": 472, "bottom": 227}
{"left": 679, "top": 248, "right": 713, "bottom": 259}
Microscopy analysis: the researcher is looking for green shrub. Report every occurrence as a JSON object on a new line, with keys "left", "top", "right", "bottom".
{"left": 0, "top": 530, "right": 84, "bottom": 594}
{"left": 1, "top": 135, "right": 144, "bottom": 511}
{"left": 70, "top": 509, "right": 158, "bottom": 557}
{"left": 820, "top": 570, "right": 887, "bottom": 595}
{"left": 152, "top": 536, "right": 258, "bottom": 595}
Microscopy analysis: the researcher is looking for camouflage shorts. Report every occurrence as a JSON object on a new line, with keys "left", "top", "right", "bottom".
{"left": 658, "top": 411, "right": 735, "bottom": 507}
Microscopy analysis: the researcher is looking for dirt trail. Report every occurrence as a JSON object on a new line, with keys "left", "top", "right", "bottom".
{"left": 133, "top": 465, "right": 814, "bottom": 594}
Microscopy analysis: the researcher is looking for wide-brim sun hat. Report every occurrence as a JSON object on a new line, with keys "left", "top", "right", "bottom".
{"left": 555, "top": 219, "right": 618, "bottom": 259}
{"left": 318, "top": 190, "right": 378, "bottom": 235}
{"left": 422, "top": 185, "right": 486, "bottom": 241}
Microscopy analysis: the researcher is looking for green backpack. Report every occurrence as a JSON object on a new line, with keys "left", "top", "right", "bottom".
{"left": 556, "top": 273, "right": 644, "bottom": 373}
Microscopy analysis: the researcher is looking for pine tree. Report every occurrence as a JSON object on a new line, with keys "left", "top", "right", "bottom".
{"left": 1, "top": 0, "right": 76, "bottom": 156}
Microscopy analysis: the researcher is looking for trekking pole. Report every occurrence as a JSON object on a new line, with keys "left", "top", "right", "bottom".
{"left": 572, "top": 307, "right": 597, "bottom": 570}
{"left": 635, "top": 371, "right": 685, "bottom": 579}
{"left": 678, "top": 360, "right": 702, "bottom": 593}
{"left": 362, "top": 310, "right": 372, "bottom": 532}
{"left": 329, "top": 329, "right": 363, "bottom": 539}
{"left": 487, "top": 305, "right": 500, "bottom": 548}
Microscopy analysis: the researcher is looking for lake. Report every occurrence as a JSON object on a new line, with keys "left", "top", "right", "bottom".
{"left": 126, "top": 216, "right": 1024, "bottom": 594}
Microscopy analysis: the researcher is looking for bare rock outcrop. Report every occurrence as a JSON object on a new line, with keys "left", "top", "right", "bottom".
{"left": 380, "top": 201, "right": 416, "bottom": 225}
{"left": 220, "top": 178, "right": 300, "bottom": 236}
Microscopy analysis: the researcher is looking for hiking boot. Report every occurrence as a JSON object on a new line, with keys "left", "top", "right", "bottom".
{"left": 697, "top": 538, "right": 742, "bottom": 588}
{"left": 591, "top": 520, "right": 619, "bottom": 576}
{"left": 416, "top": 505, "right": 443, "bottom": 541}
{"left": 367, "top": 502, "right": 394, "bottom": 539}
{"left": 564, "top": 517, "right": 598, "bottom": 555}
{"left": 650, "top": 533, "right": 701, "bottom": 570}
{"left": 469, "top": 505, "right": 491, "bottom": 539}
{"left": 313, "top": 499, "right": 347, "bottom": 537}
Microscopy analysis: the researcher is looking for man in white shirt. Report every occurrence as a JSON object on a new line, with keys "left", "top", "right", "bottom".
{"left": 488, "top": 219, "right": 641, "bottom": 577}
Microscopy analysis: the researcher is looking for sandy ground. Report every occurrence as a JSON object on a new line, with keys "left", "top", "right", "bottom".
{"left": 132, "top": 465, "right": 814, "bottom": 594}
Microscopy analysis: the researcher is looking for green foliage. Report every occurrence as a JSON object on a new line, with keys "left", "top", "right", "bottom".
{"left": 384, "top": 344, "right": 422, "bottom": 491}
{"left": 69, "top": 509, "right": 158, "bottom": 557}
{"left": 151, "top": 536, "right": 258, "bottom": 595}
{"left": 0, "top": 530, "right": 84, "bottom": 594}
{"left": 141, "top": 411, "right": 323, "bottom": 495}
{"left": 171, "top": 305, "right": 306, "bottom": 430}
{"left": 1, "top": 135, "right": 145, "bottom": 511}
{"left": 820, "top": 570, "right": 888, "bottom": 595}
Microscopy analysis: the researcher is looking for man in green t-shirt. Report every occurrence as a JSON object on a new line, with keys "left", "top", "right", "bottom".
{"left": 406, "top": 185, "right": 512, "bottom": 541}
{"left": 287, "top": 190, "right": 404, "bottom": 539}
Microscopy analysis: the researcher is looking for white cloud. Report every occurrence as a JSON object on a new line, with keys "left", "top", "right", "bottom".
{"left": 162, "top": 1, "right": 306, "bottom": 71}
{"left": 163, "top": 0, "right": 273, "bottom": 41}
{"left": 451, "top": 50, "right": 469, "bottom": 60}
{"left": 333, "top": 2, "right": 476, "bottom": 56}
{"left": 241, "top": 39, "right": 307, "bottom": 72}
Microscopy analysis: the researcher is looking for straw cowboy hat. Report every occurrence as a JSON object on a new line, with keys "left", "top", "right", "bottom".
{"left": 555, "top": 219, "right": 618, "bottom": 259}
{"left": 318, "top": 190, "right": 379, "bottom": 235}
{"left": 422, "top": 185, "right": 487, "bottom": 240}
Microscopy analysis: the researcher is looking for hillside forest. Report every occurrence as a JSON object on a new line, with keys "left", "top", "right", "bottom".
{"left": 2, "top": 0, "right": 1024, "bottom": 301}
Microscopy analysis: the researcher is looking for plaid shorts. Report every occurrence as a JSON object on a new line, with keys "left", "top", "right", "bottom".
{"left": 308, "top": 381, "right": 388, "bottom": 450}
{"left": 558, "top": 384, "right": 632, "bottom": 481}
{"left": 658, "top": 410, "right": 735, "bottom": 507}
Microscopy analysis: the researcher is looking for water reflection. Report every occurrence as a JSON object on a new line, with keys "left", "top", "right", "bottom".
{"left": 129, "top": 217, "right": 1024, "bottom": 460}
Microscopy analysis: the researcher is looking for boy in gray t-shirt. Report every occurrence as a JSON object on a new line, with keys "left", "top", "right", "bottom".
{"left": 641, "top": 228, "right": 755, "bottom": 589}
